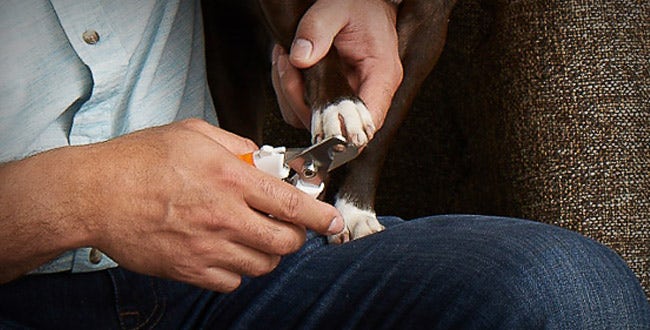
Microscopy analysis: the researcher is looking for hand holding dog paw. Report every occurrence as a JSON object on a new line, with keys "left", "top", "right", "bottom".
{"left": 271, "top": 0, "right": 403, "bottom": 135}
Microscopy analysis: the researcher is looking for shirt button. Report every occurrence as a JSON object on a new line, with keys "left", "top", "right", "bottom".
{"left": 82, "top": 29, "right": 100, "bottom": 45}
{"left": 89, "top": 248, "right": 103, "bottom": 264}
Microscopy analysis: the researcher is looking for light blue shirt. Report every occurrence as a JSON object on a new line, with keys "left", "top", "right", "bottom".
{"left": 0, "top": 0, "right": 218, "bottom": 273}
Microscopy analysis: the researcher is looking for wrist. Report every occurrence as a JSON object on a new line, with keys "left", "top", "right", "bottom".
{"left": 20, "top": 146, "right": 98, "bottom": 248}
{"left": 0, "top": 146, "right": 97, "bottom": 280}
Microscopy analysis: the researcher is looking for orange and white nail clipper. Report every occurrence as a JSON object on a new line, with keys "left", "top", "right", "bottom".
{"left": 239, "top": 136, "right": 360, "bottom": 198}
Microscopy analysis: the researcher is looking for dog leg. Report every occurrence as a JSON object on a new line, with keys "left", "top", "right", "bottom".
{"left": 276, "top": 20, "right": 382, "bottom": 243}
{"left": 258, "top": 1, "right": 381, "bottom": 240}
{"left": 300, "top": 51, "right": 384, "bottom": 243}
{"left": 328, "top": 0, "right": 458, "bottom": 243}
{"left": 258, "top": 0, "right": 457, "bottom": 243}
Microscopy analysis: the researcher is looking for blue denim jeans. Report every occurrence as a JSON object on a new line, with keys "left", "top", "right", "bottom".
{"left": 1, "top": 215, "right": 649, "bottom": 329}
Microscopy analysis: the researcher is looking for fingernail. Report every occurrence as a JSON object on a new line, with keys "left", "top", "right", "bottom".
{"left": 272, "top": 45, "right": 280, "bottom": 65}
{"left": 327, "top": 216, "right": 345, "bottom": 235}
{"left": 291, "top": 38, "right": 313, "bottom": 62}
{"left": 277, "top": 54, "right": 289, "bottom": 77}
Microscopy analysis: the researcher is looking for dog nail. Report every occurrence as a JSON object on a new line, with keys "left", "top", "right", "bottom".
{"left": 327, "top": 216, "right": 345, "bottom": 235}
{"left": 365, "top": 125, "right": 375, "bottom": 140}
{"left": 291, "top": 38, "right": 313, "bottom": 62}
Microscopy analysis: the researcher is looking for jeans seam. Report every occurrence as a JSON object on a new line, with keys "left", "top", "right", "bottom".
{"left": 129, "top": 277, "right": 166, "bottom": 330}
{"left": 109, "top": 270, "right": 166, "bottom": 330}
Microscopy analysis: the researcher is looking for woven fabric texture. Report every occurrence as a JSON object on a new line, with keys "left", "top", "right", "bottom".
{"left": 264, "top": 0, "right": 649, "bottom": 296}
{"left": 468, "top": 0, "right": 648, "bottom": 297}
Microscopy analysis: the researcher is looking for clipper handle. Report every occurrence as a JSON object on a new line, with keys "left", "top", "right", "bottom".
{"left": 239, "top": 146, "right": 324, "bottom": 198}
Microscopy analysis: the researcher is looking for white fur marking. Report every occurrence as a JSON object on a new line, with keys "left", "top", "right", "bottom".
{"left": 312, "top": 98, "right": 376, "bottom": 147}
{"left": 327, "top": 197, "right": 385, "bottom": 244}
{"left": 310, "top": 109, "right": 323, "bottom": 142}
{"left": 322, "top": 102, "right": 345, "bottom": 137}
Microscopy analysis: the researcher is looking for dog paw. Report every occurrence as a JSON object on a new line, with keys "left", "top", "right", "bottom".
{"left": 311, "top": 97, "right": 376, "bottom": 147}
{"left": 327, "top": 198, "right": 384, "bottom": 244}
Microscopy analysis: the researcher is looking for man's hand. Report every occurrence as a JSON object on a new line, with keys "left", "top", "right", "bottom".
{"left": 271, "top": 0, "right": 403, "bottom": 132}
{"left": 0, "top": 119, "right": 344, "bottom": 292}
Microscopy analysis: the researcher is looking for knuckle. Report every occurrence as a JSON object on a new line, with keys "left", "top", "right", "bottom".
{"left": 241, "top": 137, "right": 258, "bottom": 151}
{"left": 274, "top": 232, "right": 305, "bottom": 255}
{"left": 298, "top": 11, "right": 324, "bottom": 37}
{"left": 178, "top": 117, "right": 205, "bottom": 129}
{"left": 281, "top": 190, "right": 302, "bottom": 220}
{"left": 250, "top": 256, "right": 281, "bottom": 277}
{"left": 222, "top": 167, "right": 246, "bottom": 190}
{"left": 246, "top": 263, "right": 266, "bottom": 278}
{"left": 258, "top": 178, "right": 302, "bottom": 220}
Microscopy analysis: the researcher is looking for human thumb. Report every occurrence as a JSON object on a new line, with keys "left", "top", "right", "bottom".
{"left": 289, "top": 1, "right": 348, "bottom": 68}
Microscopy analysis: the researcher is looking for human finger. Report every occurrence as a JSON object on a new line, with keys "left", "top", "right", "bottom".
{"left": 223, "top": 206, "right": 309, "bottom": 256}
{"left": 241, "top": 168, "right": 344, "bottom": 235}
{"left": 289, "top": 1, "right": 348, "bottom": 68}
{"left": 271, "top": 45, "right": 301, "bottom": 127}
{"left": 203, "top": 239, "right": 282, "bottom": 278}
{"left": 271, "top": 44, "right": 311, "bottom": 129}
{"left": 198, "top": 267, "right": 243, "bottom": 293}
{"left": 357, "top": 56, "right": 403, "bottom": 129}
{"left": 177, "top": 118, "right": 258, "bottom": 154}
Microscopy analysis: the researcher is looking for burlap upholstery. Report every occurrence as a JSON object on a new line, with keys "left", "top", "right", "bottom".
{"left": 263, "top": 0, "right": 649, "bottom": 296}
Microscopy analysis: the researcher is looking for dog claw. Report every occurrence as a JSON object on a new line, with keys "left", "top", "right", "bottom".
{"left": 327, "top": 227, "right": 351, "bottom": 244}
